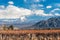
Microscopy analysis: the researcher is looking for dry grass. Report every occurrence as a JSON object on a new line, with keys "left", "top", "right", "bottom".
{"left": 0, "top": 29, "right": 60, "bottom": 34}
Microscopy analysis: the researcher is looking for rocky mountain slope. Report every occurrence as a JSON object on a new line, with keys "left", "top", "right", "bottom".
{"left": 24, "top": 16, "right": 60, "bottom": 29}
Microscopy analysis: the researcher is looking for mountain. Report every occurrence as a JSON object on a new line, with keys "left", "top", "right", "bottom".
{"left": 1, "top": 16, "right": 60, "bottom": 29}
{"left": 25, "top": 16, "right": 60, "bottom": 29}
{"left": 0, "top": 18, "right": 37, "bottom": 28}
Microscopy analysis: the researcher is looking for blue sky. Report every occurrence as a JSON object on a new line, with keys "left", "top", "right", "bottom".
{"left": 0, "top": 0, "right": 60, "bottom": 22}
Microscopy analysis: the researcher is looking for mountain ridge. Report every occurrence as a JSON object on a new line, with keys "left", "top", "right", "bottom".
{"left": 22, "top": 16, "right": 60, "bottom": 29}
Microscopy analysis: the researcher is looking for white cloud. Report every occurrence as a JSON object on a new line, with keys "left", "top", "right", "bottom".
{"left": 0, "top": 5, "right": 5, "bottom": 9}
{"left": 50, "top": 8, "right": 60, "bottom": 16}
{"left": 24, "top": 0, "right": 45, "bottom": 3}
{"left": 0, "top": 5, "right": 32, "bottom": 22}
{"left": 35, "top": 10, "right": 44, "bottom": 15}
{"left": 34, "top": 0, "right": 40, "bottom": 2}
{"left": 36, "top": 0, "right": 39, "bottom": 2}
{"left": 31, "top": 4, "right": 37, "bottom": 9}
{"left": 34, "top": 10, "right": 53, "bottom": 16}
{"left": 34, "top": 0, "right": 45, "bottom": 2}
{"left": 38, "top": 4, "right": 44, "bottom": 7}
{"left": 55, "top": 13, "right": 60, "bottom": 16}
{"left": 0, "top": 5, "right": 54, "bottom": 21}
{"left": 46, "top": 6, "right": 52, "bottom": 8}
{"left": 0, "top": 2, "right": 56, "bottom": 22}
{"left": 24, "top": 0, "right": 27, "bottom": 2}
{"left": 50, "top": 8, "right": 60, "bottom": 13}
{"left": 54, "top": 8, "right": 60, "bottom": 10}
{"left": 20, "top": 16, "right": 27, "bottom": 22}
{"left": 8, "top": 1, "right": 14, "bottom": 5}
{"left": 30, "top": 4, "right": 44, "bottom": 10}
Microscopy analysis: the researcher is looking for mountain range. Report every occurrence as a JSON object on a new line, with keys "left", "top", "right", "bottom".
{"left": 22, "top": 16, "right": 60, "bottom": 29}
{"left": 0, "top": 18, "right": 38, "bottom": 28}
{"left": 0, "top": 16, "right": 60, "bottom": 29}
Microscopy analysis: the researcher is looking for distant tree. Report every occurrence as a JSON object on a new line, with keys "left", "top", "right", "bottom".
{"left": 3, "top": 24, "right": 6, "bottom": 30}
{"left": 9, "top": 25, "right": 14, "bottom": 30}
{"left": 3, "top": 26, "right": 6, "bottom": 30}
